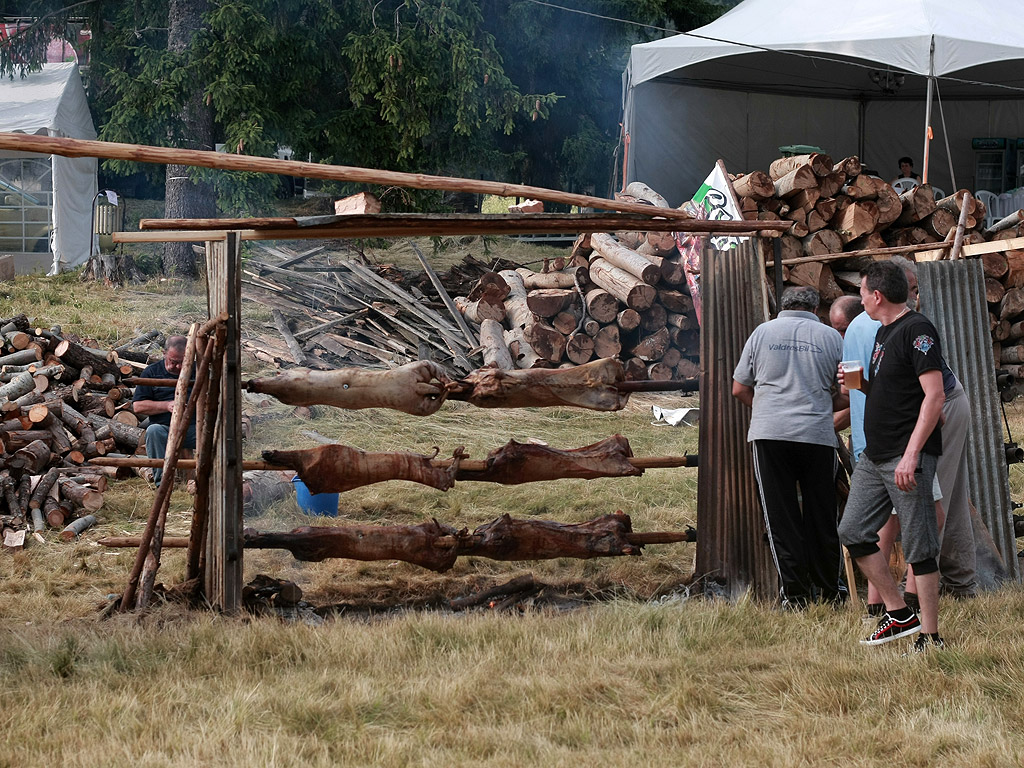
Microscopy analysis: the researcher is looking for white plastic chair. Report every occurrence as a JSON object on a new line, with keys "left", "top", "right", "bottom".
{"left": 974, "top": 190, "right": 999, "bottom": 229}
{"left": 998, "top": 191, "right": 1013, "bottom": 219}
{"left": 930, "top": 186, "right": 946, "bottom": 202}
{"left": 1013, "top": 188, "right": 1024, "bottom": 215}
{"left": 891, "top": 178, "right": 919, "bottom": 194}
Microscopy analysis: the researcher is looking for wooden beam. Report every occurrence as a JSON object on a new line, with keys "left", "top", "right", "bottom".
{"left": 918, "top": 235, "right": 1024, "bottom": 262}
{"left": 0, "top": 132, "right": 693, "bottom": 221}
{"left": 137, "top": 213, "right": 792, "bottom": 235}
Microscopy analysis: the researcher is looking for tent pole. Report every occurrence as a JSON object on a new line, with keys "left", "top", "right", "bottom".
{"left": 922, "top": 37, "right": 935, "bottom": 183}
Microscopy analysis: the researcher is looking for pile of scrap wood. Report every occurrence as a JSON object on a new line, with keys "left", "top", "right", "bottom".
{"left": 0, "top": 320, "right": 162, "bottom": 549}
{"left": 240, "top": 243, "right": 479, "bottom": 374}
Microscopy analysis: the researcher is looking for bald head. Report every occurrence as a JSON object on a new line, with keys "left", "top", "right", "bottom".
{"left": 829, "top": 295, "right": 863, "bottom": 336}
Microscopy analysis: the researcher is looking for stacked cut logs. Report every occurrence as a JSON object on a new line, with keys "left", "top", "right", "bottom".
{"left": 0, "top": 321, "right": 162, "bottom": 547}
{"left": 977, "top": 220, "right": 1024, "bottom": 398}
{"left": 732, "top": 153, "right": 989, "bottom": 306}
{"left": 454, "top": 181, "right": 699, "bottom": 380}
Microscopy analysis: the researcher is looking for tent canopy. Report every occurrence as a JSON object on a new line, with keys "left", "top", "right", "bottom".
{"left": 624, "top": 0, "right": 1024, "bottom": 206}
{"left": 0, "top": 62, "right": 96, "bottom": 272}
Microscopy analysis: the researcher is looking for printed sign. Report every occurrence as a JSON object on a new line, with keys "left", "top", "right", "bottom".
{"left": 674, "top": 165, "right": 742, "bottom": 326}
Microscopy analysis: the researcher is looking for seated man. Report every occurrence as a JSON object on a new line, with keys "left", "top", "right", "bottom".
{"left": 132, "top": 335, "right": 196, "bottom": 486}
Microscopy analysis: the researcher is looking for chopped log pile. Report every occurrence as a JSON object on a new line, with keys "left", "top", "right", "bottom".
{"left": 728, "top": 153, "right": 990, "bottom": 302}
{"left": 0, "top": 318, "right": 163, "bottom": 549}
{"left": 448, "top": 197, "right": 701, "bottom": 380}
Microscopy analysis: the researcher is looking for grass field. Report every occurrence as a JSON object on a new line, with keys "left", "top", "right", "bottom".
{"left": 2, "top": 237, "right": 1024, "bottom": 767}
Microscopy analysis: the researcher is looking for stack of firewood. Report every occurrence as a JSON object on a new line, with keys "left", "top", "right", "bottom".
{"left": 0, "top": 319, "right": 161, "bottom": 548}
{"left": 454, "top": 182, "right": 698, "bottom": 380}
{"left": 732, "top": 153, "right": 989, "bottom": 302}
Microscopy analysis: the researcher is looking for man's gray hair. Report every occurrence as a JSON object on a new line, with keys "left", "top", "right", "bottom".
{"left": 780, "top": 286, "right": 820, "bottom": 312}
{"left": 166, "top": 335, "right": 188, "bottom": 352}
{"left": 889, "top": 255, "right": 917, "bottom": 277}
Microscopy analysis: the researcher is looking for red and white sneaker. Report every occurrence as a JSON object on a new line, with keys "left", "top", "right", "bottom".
{"left": 861, "top": 611, "right": 921, "bottom": 646}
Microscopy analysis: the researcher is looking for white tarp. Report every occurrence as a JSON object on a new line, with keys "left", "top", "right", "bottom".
{"left": 0, "top": 62, "right": 97, "bottom": 272}
{"left": 624, "top": 0, "right": 1024, "bottom": 205}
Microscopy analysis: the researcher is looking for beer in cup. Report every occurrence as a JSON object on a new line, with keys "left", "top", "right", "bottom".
{"left": 841, "top": 360, "right": 863, "bottom": 390}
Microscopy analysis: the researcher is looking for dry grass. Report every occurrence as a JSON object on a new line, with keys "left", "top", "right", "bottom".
{"left": 1, "top": 257, "right": 1024, "bottom": 767}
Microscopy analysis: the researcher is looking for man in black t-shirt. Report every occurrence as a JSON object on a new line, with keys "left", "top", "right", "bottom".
{"left": 131, "top": 335, "right": 196, "bottom": 487}
{"left": 838, "top": 261, "right": 946, "bottom": 649}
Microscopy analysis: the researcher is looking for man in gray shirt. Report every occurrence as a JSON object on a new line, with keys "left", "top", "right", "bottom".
{"left": 733, "top": 287, "right": 846, "bottom": 606}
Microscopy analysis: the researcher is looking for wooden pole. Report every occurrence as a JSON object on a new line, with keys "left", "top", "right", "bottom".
{"left": 120, "top": 324, "right": 200, "bottom": 611}
{"left": 0, "top": 132, "right": 695, "bottom": 221}
{"left": 411, "top": 242, "right": 478, "bottom": 348}
{"left": 948, "top": 192, "right": 972, "bottom": 261}
{"left": 137, "top": 213, "right": 793, "bottom": 234}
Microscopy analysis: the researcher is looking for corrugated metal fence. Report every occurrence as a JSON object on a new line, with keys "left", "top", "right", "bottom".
{"left": 918, "top": 258, "right": 1020, "bottom": 583}
{"left": 696, "top": 239, "right": 775, "bottom": 600}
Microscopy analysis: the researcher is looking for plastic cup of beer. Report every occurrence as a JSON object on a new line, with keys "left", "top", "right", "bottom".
{"left": 842, "top": 360, "right": 863, "bottom": 390}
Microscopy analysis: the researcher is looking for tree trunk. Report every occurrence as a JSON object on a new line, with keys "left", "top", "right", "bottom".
{"left": 163, "top": 0, "right": 216, "bottom": 278}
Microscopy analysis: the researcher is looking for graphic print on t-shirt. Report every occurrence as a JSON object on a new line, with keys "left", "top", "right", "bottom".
{"left": 913, "top": 334, "right": 935, "bottom": 354}
{"left": 871, "top": 341, "right": 885, "bottom": 377}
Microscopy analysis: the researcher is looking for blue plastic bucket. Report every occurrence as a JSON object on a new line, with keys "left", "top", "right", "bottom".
{"left": 292, "top": 476, "right": 339, "bottom": 517}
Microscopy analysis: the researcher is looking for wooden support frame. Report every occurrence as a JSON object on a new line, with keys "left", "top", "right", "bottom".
{"left": 204, "top": 233, "right": 244, "bottom": 613}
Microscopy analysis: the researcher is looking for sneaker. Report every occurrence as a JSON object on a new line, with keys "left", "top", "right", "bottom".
{"left": 861, "top": 610, "right": 921, "bottom": 646}
{"left": 910, "top": 634, "right": 945, "bottom": 654}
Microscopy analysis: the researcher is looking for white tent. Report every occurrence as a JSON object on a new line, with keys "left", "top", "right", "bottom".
{"left": 623, "top": 0, "right": 1024, "bottom": 206}
{"left": 0, "top": 62, "right": 97, "bottom": 273}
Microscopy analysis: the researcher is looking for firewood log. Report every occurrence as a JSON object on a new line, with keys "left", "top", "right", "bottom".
{"left": 2, "top": 430, "right": 52, "bottom": 451}
{"left": 593, "top": 325, "right": 622, "bottom": 359}
{"left": 616, "top": 308, "right": 641, "bottom": 332}
{"left": 499, "top": 269, "right": 544, "bottom": 369}
{"left": 675, "top": 359, "right": 700, "bottom": 379}
{"left": 246, "top": 360, "right": 452, "bottom": 416}
{"left": 263, "top": 443, "right": 463, "bottom": 494}
{"left": 622, "top": 358, "right": 647, "bottom": 381}
{"left": 818, "top": 171, "right": 846, "bottom": 199}
{"left": 773, "top": 166, "right": 818, "bottom": 198}
{"left": 588, "top": 259, "right": 656, "bottom": 311}
{"left": 640, "top": 303, "right": 668, "bottom": 333}
{"left": 646, "top": 362, "right": 673, "bottom": 381}
{"left": 85, "top": 413, "right": 145, "bottom": 451}
{"left": 1000, "top": 345, "right": 1024, "bottom": 364}
{"left": 1000, "top": 288, "right": 1024, "bottom": 321}
{"left": 552, "top": 307, "right": 581, "bottom": 335}
{"left": 570, "top": 233, "right": 592, "bottom": 262}
{"left": 921, "top": 208, "right": 956, "bottom": 239}
{"left": 895, "top": 184, "right": 937, "bottom": 225}
{"left": 631, "top": 327, "right": 670, "bottom": 362}
{"left": 585, "top": 288, "right": 619, "bottom": 324}
{"left": 641, "top": 230, "right": 678, "bottom": 257}
{"left": 666, "top": 312, "right": 697, "bottom": 332}
{"left": 478, "top": 319, "right": 515, "bottom": 370}
{"left": 732, "top": 171, "right": 775, "bottom": 199}
{"left": 524, "top": 321, "right": 566, "bottom": 363}
{"left": 874, "top": 184, "right": 902, "bottom": 229}
{"left": 769, "top": 153, "right": 832, "bottom": 180}
{"left": 660, "top": 346, "right": 682, "bottom": 369}
{"left": 58, "top": 478, "right": 103, "bottom": 512}
{"left": 54, "top": 338, "right": 121, "bottom": 380}
{"left": 526, "top": 289, "right": 574, "bottom": 318}
{"left": 985, "top": 210, "right": 1024, "bottom": 237}
{"left": 987, "top": 278, "right": 1006, "bottom": 305}
{"left": 778, "top": 234, "right": 803, "bottom": 261}
{"left": 9, "top": 439, "right": 52, "bottom": 474}
{"left": 454, "top": 295, "right": 505, "bottom": 324}
{"left": 790, "top": 187, "right": 821, "bottom": 211}
{"left": 842, "top": 174, "right": 883, "bottom": 200}
{"left": 565, "top": 333, "right": 594, "bottom": 365}
{"left": 982, "top": 252, "right": 1009, "bottom": 280}
{"left": 0, "top": 349, "right": 42, "bottom": 368}
{"left": 590, "top": 234, "right": 661, "bottom": 285}
{"left": 657, "top": 289, "right": 694, "bottom": 315}
{"left": 1005, "top": 251, "right": 1024, "bottom": 288}
{"left": 936, "top": 190, "right": 976, "bottom": 217}
{"left": 623, "top": 181, "right": 670, "bottom": 208}
{"left": 515, "top": 269, "right": 576, "bottom": 290}
{"left": 658, "top": 255, "right": 687, "bottom": 285}
{"left": 0, "top": 372, "right": 36, "bottom": 401}
{"left": 789, "top": 263, "right": 842, "bottom": 301}
{"left": 801, "top": 230, "right": 842, "bottom": 257}
{"left": 43, "top": 496, "right": 65, "bottom": 529}
{"left": 834, "top": 201, "right": 879, "bottom": 244}
{"left": 60, "top": 514, "right": 97, "bottom": 540}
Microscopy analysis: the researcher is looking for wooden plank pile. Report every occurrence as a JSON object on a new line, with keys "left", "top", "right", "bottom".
{"left": 241, "top": 244, "right": 479, "bottom": 374}
{"left": 0, "top": 319, "right": 160, "bottom": 549}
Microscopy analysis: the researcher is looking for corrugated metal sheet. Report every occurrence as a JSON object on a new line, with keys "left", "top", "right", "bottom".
{"left": 696, "top": 239, "right": 775, "bottom": 600}
{"left": 918, "top": 259, "right": 1019, "bottom": 583}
